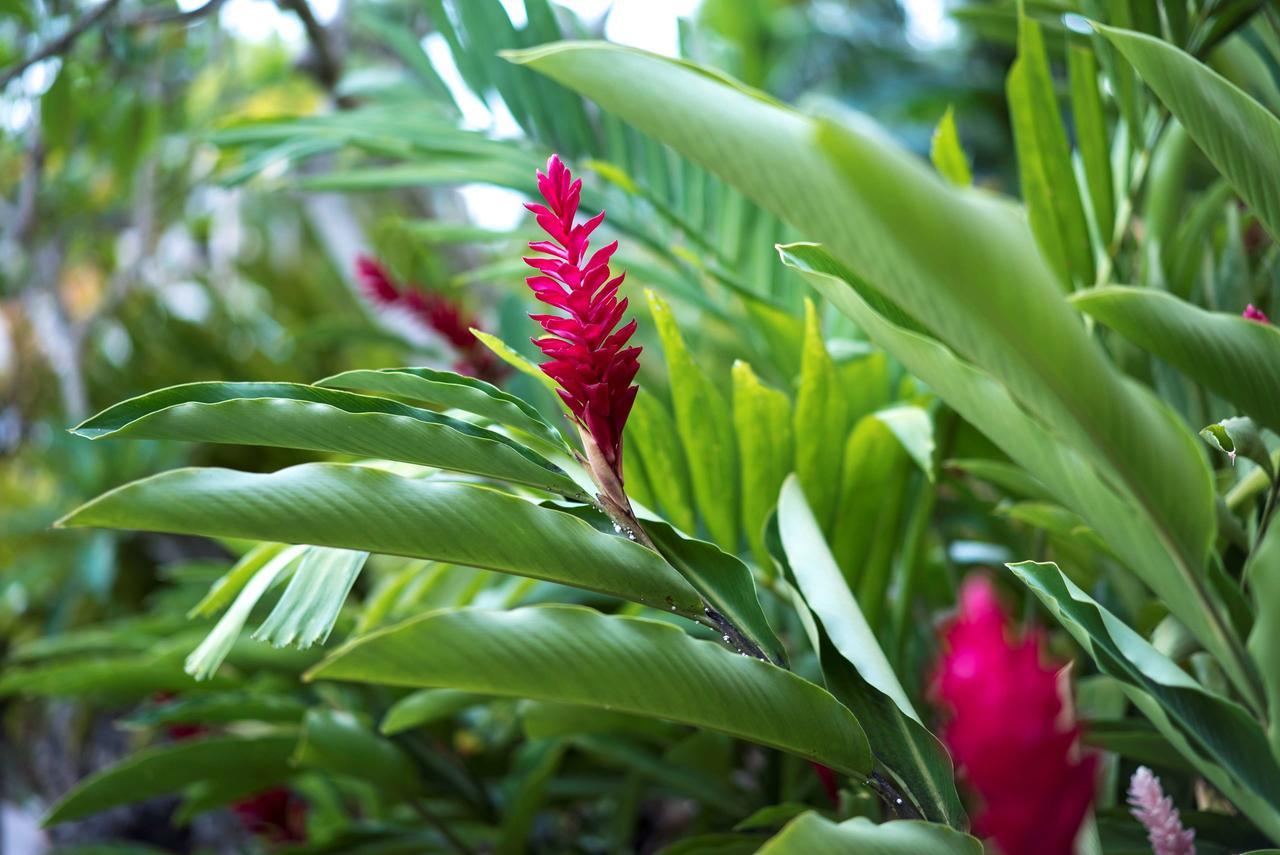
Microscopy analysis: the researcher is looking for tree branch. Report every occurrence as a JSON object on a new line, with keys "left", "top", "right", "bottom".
{"left": 0, "top": 0, "right": 124, "bottom": 91}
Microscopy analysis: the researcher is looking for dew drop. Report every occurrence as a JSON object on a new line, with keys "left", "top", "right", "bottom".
{"left": 722, "top": 635, "right": 731, "bottom": 643}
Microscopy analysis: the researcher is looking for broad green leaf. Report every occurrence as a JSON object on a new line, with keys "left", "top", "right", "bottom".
{"left": 1245, "top": 522, "right": 1280, "bottom": 760}
{"left": 310, "top": 605, "right": 872, "bottom": 775}
{"left": 1009, "top": 561, "right": 1280, "bottom": 840}
{"left": 519, "top": 701, "right": 680, "bottom": 742}
{"left": 626, "top": 390, "right": 697, "bottom": 534}
{"left": 643, "top": 518, "right": 786, "bottom": 666}
{"left": 294, "top": 708, "right": 422, "bottom": 796}
{"left": 777, "top": 478, "right": 966, "bottom": 830}
{"left": 1068, "top": 44, "right": 1115, "bottom": 243}
{"left": 1201, "top": 417, "right": 1274, "bottom": 480}
{"left": 732, "top": 361, "right": 793, "bottom": 570}
{"left": 254, "top": 547, "right": 369, "bottom": 649}
{"left": 874, "top": 405, "right": 935, "bottom": 481}
{"left": 317, "top": 367, "right": 568, "bottom": 452}
{"left": 1008, "top": 15, "right": 1094, "bottom": 286}
{"left": 59, "top": 464, "right": 704, "bottom": 619}
{"left": 929, "top": 106, "right": 971, "bottom": 186}
{"left": 1073, "top": 287, "right": 1280, "bottom": 434}
{"left": 758, "top": 813, "right": 981, "bottom": 854}
{"left": 778, "top": 244, "right": 1251, "bottom": 705}
{"left": 794, "top": 299, "right": 849, "bottom": 531}
{"left": 44, "top": 735, "right": 297, "bottom": 825}
{"left": 1098, "top": 25, "right": 1280, "bottom": 242}
{"left": 185, "top": 545, "right": 301, "bottom": 680}
{"left": 945, "top": 457, "right": 1052, "bottom": 501}
{"left": 509, "top": 42, "right": 1215, "bottom": 648}
{"left": 647, "top": 290, "right": 739, "bottom": 550}
{"left": 381, "top": 689, "right": 491, "bottom": 735}
{"left": 73, "top": 382, "right": 584, "bottom": 498}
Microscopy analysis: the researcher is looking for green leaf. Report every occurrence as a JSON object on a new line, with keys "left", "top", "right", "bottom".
{"left": 310, "top": 605, "right": 872, "bottom": 775}
{"left": 1245, "top": 521, "right": 1280, "bottom": 761}
{"left": 1008, "top": 561, "right": 1280, "bottom": 840}
{"left": 294, "top": 708, "right": 422, "bottom": 796}
{"left": 1007, "top": 14, "right": 1095, "bottom": 286}
{"left": 508, "top": 41, "right": 1215, "bottom": 650}
{"left": 317, "top": 367, "right": 568, "bottom": 452}
{"left": 929, "top": 106, "right": 971, "bottom": 187}
{"left": 498, "top": 740, "right": 567, "bottom": 855}
{"left": 1073, "top": 287, "right": 1280, "bottom": 434}
{"left": 471, "top": 328, "right": 561, "bottom": 393}
{"left": 122, "top": 693, "right": 308, "bottom": 729}
{"left": 1068, "top": 44, "right": 1115, "bottom": 243}
{"left": 43, "top": 735, "right": 297, "bottom": 825}
{"left": 59, "top": 463, "right": 704, "bottom": 618}
{"left": 732, "top": 361, "right": 794, "bottom": 570}
{"left": 776, "top": 478, "right": 965, "bottom": 830}
{"left": 758, "top": 813, "right": 981, "bottom": 854}
{"left": 254, "top": 548, "right": 369, "bottom": 649}
{"left": 794, "top": 299, "right": 849, "bottom": 531}
{"left": 647, "top": 290, "right": 739, "bottom": 550}
{"left": 874, "top": 405, "right": 935, "bottom": 481}
{"left": 626, "top": 390, "right": 697, "bottom": 534}
{"left": 185, "top": 544, "right": 302, "bottom": 680}
{"left": 830, "top": 415, "right": 910, "bottom": 626}
{"left": 643, "top": 518, "right": 786, "bottom": 666}
{"left": 381, "top": 689, "right": 491, "bottom": 735}
{"left": 1200, "top": 417, "right": 1274, "bottom": 480}
{"left": 1097, "top": 24, "right": 1280, "bottom": 242}
{"left": 777, "top": 244, "right": 1252, "bottom": 707}
{"left": 189, "top": 542, "right": 288, "bottom": 619}
{"left": 72, "top": 382, "right": 583, "bottom": 498}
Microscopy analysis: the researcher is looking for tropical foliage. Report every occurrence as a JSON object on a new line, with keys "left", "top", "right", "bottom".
{"left": 7, "top": 1, "right": 1280, "bottom": 853}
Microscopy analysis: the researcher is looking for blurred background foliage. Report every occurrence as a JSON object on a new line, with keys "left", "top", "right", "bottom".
{"left": 5, "top": 0, "right": 1280, "bottom": 852}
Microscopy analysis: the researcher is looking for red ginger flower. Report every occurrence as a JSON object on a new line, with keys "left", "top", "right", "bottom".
{"left": 524, "top": 155, "right": 640, "bottom": 487}
{"left": 1244, "top": 303, "right": 1270, "bottom": 324}
{"left": 933, "top": 575, "right": 1097, "bottom": 855}
{"left": 355, "top": 255, "right": 503, "bottom": 381}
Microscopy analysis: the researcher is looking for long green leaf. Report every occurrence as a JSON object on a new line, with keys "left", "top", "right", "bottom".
{"left": 626, "top": 390, "right": 697, "bottom": 534}
{"left": 309, "top": 605, "right": 872, "bottom": 775}
{"left": 1073, "top": 286, "right": 1280, "bottom": 433}
{"left": 1069, "top": 44, "right": 1115, "bottom": 243}
{"left": 44, "top": 735, "right": 297, "bottom": 825}
{"left": 647, "top": 290, "right": 739, "bottom": 550}
{"left": 73, "top": 382, "right": 584, "bottom": 498}
{"left": 1246, "top": 522, "right": 1280, "bottom": 761}
{"left": 929, "top": 106, "right": 971, "bottom": 186}
{"left": 1098, "top": 24, "right": 1280, "bottom": 242}
{"left": 1009, "top": 560, "right": 1280, "bottom": 840}
{"left": 777, "top": 243, "right": 1251, "bottom": 705}
{"left": 776, "top": 477, "right": 965, "bottom": 830}
{"left": 793, "top": 299, "right": 849, "bottom": 531}
{"left": 59, "top": 463, "right": 703, "bottom": 618}
{"left": 758, "top": 813, "right": 981, "bottom": 854}
{"left": 732, "top": 360, "right": 793, "bottom": 570}
{"left": 317, "top": 367, "right": 567, "bottom": 452}
{"left": 1008, "top": 15, "right": 1094, "bottom": 285}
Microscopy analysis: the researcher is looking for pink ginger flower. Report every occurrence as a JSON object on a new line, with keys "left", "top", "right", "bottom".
{"left": 1129, "top": 766, "right": 1196, "bottom": 855}
{"left": 524, "top": 155, "right": 640, "bottom": 491}
{"left": 355, "top": 255, "right": 502, "bottom": 381}
{"left": 1243, "top": 304, "right": 1270, "bottom": 324}
{"left": 933, "top": 575, "right": 1097, "bottom": 855}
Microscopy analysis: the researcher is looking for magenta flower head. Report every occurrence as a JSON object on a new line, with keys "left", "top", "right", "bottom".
{"left": 524, "top": 155, "right": 640, "bottom": 494}
{"left": 1128, "top": 766, "right": 1196, "bottom": 855}
{"left": 933, "top": 575, "right": 1097, "bottom": 855}
{"left": 1244, "top": 303, "right": 1270, "bottom": 324}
